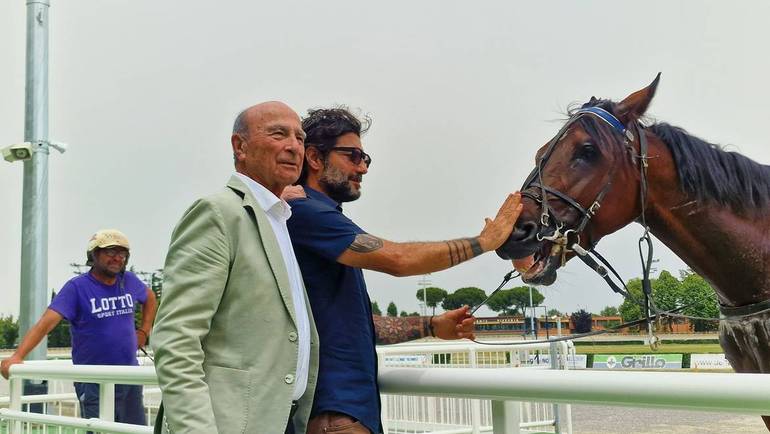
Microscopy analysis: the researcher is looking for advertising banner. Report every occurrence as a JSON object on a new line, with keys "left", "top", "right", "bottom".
{"left": 526, "top": 353, "right": 588, "bottom": 369}
{"left": 383, "top": 354, "right": 429, "bottom": 366}
{"left": 690, "top": 353, "right": 732, "bottom": 370}
{"left": 593, "top": 354, "right": 683, "bottom": 369}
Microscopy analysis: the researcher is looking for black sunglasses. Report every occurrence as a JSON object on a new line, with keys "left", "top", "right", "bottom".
{"left": 329, "top": 147, "right": 372, "bottom": 167}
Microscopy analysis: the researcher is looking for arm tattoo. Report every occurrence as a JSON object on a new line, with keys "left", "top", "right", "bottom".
{"left": 349, "top": 234, "right": 384, "bottom": 253}
{"left": 372, "top": 315, "right": 430, "bottom": 345}
{"left": 468, "top": 237, "right": 484, "bottom": 257}
{"left": 446, "top": 238, "right": 484, "bottom": 266}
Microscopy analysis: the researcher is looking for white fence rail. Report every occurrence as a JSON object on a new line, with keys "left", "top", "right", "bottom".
{"left": 379, "top": 367, "right": 770, "bottom": 416}
{"left": 377, "top": 340, "right": 573, "bottom": 433}
{"left": 2, "top": 364, "right": 157, "bottom": 434}
{"left": 4, "top": 340, "right": 770, "bottom": 434}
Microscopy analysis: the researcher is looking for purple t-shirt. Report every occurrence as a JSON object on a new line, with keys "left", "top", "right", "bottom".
{"left": 49, "top": 271, "right": 147, "bottom": 366}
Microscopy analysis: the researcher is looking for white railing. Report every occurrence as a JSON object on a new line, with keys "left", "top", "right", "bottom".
{"left": 377, "top": 340, "right": 573, "bottom": 433}
{"left": 1, "top": 364, "right": 157, "bottom": 434}
{"left": 4, "top": 341, "right": 770, "bottom": 434}
{"left": 378, "top": 368, "right": 770, "bottom": 425}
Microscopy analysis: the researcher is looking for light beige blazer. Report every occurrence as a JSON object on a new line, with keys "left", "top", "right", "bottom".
{"left": 152, "top": 175, "right": 319, "bottom": 434}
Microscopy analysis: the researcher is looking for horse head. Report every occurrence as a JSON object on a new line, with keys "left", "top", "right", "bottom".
{"left": 497, "top": 75, "right": 661, "bottom": 285}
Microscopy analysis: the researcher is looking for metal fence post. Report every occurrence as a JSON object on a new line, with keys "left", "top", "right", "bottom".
{"left": 378, "top": 352, "right": 390, "bottom": 434}
{"left": 549, "top": 341, "right": 562, "bottom": 433}
{"left": 99, "top": 382, "right": 115, "bottom": 422}
{"left": 9, "top": 377, "right": 22, "bottom": 434}
{"left": 558, "top": 341, "right": 573, "bottom": 434}
{"left": 469, "top": 347, "right": 481, "bottom": 434}
{"left": 491, "top": 400, "right": 521, "bottom": 434}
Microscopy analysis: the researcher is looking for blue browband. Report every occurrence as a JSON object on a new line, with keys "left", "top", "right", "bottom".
{"left": 574, "top": 106, "right": 633, "bottom": 141}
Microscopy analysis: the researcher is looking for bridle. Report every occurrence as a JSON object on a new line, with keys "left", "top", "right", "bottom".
{"left": 474, "top": 106, "right": 666, "bottom": 347}
{"left": 474, "top": 104, "right": 769, "bottom": 348}
{"left": 519, "top": 106, "right": 641, "bottom": 257}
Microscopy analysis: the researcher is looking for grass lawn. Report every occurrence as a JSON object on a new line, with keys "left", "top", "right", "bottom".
{"left": 573, "top": 342, "right": 723, "bottom": 354}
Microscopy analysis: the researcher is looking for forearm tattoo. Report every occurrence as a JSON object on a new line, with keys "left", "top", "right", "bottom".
{"left": 445, "top": 237, "right": 484, "bottom": 266}
{"left": 372, "top": 315, "right": 431, "bottom": 345}
{"left": 349, "top": 234, "right": 384, "bottom": 253}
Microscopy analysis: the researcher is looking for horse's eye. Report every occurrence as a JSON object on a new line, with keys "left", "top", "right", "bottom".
{"left": 575, "top": 142, "right": 598, "bottom": 161}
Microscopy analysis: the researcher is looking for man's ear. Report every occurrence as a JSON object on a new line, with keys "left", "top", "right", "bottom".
{"left": 231, "top": 134, "right": 246, "bottom": 162}
{"left": 305, "top": 146, "right": 325, "bottom": 171}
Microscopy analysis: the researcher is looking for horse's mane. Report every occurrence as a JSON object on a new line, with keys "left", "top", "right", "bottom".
{"left": 571, "top": 99, "right": 770, "bottom": 212}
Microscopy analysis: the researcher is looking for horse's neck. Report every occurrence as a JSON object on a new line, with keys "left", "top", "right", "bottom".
{"left": 644, "top": 148, "right": 770, "bottom": 306}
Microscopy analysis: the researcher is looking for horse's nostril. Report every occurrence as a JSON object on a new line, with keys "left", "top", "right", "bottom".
{"left": 511, "top": 221, "right": 539, "bottom": 243}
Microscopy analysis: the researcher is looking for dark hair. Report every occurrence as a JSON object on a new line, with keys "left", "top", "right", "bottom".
{"left": 298, "top": 106, "right": 371, "bottom": 184}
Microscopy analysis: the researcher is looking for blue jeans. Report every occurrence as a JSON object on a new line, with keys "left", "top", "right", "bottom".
{"left": 74, "top": 382, "right": 147, "bottom": 428}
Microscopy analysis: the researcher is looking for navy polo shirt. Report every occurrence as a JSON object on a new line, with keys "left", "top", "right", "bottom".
{"left": 287, "top": 186, "right": 382, "bottom": 434}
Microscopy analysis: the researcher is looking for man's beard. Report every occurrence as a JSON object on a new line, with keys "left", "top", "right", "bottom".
{"left": 319, "top": 164, "right": 361, "bottom": 203}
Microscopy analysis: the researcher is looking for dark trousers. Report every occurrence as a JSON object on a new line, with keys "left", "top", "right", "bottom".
{"left": 74, "top": 382, "right": 147, "bottom": 429}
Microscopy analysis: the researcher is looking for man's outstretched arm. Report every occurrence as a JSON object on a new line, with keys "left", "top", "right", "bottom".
{"left": 372, "top": 306, "right": 475, "bottom": 345}
{"left": 337, "top": 193, "right": 522, "bottom": 277}
{"left": 1, "top": 309, "right": 63, "bottom": 379}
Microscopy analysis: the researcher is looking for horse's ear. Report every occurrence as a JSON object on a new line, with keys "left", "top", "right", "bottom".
{"left": 615, "top": 73, "right": 661, "bottom": 124}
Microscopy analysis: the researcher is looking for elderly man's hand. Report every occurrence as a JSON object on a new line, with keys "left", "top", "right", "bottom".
{"left": 281, "top": 185, "right": 306, "bottom": 201}
{"left": 431, "top": 305, "right": 475, "bottom": 340}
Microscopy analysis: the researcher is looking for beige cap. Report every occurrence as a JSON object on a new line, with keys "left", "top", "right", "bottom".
{"left": 87, "top": 229, "right": 130, "bottom": 252}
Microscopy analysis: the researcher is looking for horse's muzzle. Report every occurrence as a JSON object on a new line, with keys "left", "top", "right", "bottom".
{"left": 495, "top": 220, "right": 540, "bottom": 260}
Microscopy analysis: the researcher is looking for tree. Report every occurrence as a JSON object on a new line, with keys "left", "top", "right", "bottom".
{"left": 570, "top": 309, "right": 592, "bottom": 333}
{"left": 619, "top": 278, "right": 644, "bottom": 323}
{"left": 415, "top": 287, "right": 448, "bottom": 315}
{"left": 0, "top": 315, "right": 19, "bottom": 349}
{"left": 547, "top": 308, "right": 562, "bottom": 317}
{"left": 509, "top": 286, "right": 544, "bottom": 316}
{"left": 484, "top": 286, "right": 544, "bottom": 316}
{"left": 48, "top": 320, "right": 71, "bottom": 348}
{"left": 599, "top": 306, "right": 619, "bottom": 317}
{"left": 441, "top": 287, "right": 487, "bottom": 311}
{"left": 371, "top": 301, "right": 382, "bottom": 316}
{"left": 486, "top": 288, "right": 517, "bottom": 316}
{"left": 387, "top": 302, "right": 398, "bottom": 317}
{"left": 679, "top": 270, "right": 719, "bottom": 331}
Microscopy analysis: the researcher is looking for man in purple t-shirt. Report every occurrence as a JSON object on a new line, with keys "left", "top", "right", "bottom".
{"left": 1, "top": 229, "right": 158, "bottom": 427}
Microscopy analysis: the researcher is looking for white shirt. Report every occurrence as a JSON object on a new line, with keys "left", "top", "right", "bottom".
{"left": 235, "top": 173, "right": 311, "bottom": 401}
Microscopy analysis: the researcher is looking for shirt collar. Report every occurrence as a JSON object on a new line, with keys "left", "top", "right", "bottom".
{"left": 234, "top": 172, "right": 292, "bottom": 219}
{"left": 302, "top": 185, "right": 343, "bottom": 211}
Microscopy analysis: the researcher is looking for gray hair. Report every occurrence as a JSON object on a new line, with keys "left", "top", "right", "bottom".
{"left": 232, "top": 108, "right": 250, "bottom": 137}
{"left": 232, "top": 108, "right": 252, "bottom": 166}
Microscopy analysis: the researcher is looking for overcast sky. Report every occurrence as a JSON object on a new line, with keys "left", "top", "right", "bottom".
{"left": 2, "top": 1, "right": 769, "bottom": 319}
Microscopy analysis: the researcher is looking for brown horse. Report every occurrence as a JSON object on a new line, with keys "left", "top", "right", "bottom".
{"left": 496, "top": 75, "right": 770, "bottom": 429}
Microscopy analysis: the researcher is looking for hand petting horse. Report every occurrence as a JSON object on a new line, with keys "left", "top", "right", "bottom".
{"left": 496, "top": 75, "right": 770, "bottom": 430}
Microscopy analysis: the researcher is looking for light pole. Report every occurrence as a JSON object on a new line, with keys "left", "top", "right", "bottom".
{"left": 528, "top": 286, "right": 536, "bottom": 338}
{"left": 418, "top": 274, "right": 431, "bottom": 316}
{"left": 16, "top": 0, "right": 52, "bottom": 366}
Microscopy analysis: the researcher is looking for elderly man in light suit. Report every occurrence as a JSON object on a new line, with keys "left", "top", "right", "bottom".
{"left": 152, "top": 101, "right": 317, "bottom": 434}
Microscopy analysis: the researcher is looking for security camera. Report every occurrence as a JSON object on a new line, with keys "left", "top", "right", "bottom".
{"left": 2, "top": 143, "right": 33, "bottom": 163}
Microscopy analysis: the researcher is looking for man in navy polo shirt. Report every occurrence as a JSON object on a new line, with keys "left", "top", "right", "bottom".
{"left": 286, "top": 107, "right": 522, "bottom": 434}
{"left": 1, "top": 229, "right": 157, "bottom": 428}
